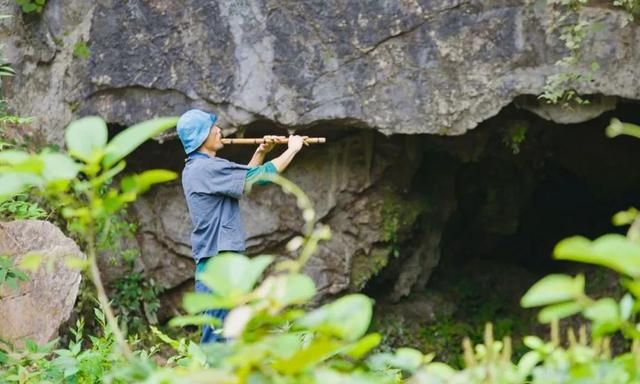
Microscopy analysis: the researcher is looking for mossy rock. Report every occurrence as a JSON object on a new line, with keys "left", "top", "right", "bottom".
{"left": 381, "top": 192, "right": 429, "bottom": 244}
{"left": 350, "top": 246, "right": 392, "bottom": 291}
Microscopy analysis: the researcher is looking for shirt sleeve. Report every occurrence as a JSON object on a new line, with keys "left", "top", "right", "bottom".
{"left": 199, "top": 159, "right": 249, "bottom": 199}
{"left": 245, "top": 161, "right": 278, "bottom": 187}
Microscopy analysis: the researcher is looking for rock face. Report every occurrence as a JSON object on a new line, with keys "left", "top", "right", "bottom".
{"left": 133, "top": 133, "right": 434, "bottom": 314}
{"left": 0, "top": 221, "right": 83, "bottom": 347}
{"left": 3, "top": 1, "right": 640, "bottom": 309}
{"left": 4, "top": 1, "right": 640, "bottom": 139}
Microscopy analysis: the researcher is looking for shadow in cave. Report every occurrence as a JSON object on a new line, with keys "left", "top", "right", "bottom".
{"left": 367, "top": 98, "right": 640, "bottom": 360}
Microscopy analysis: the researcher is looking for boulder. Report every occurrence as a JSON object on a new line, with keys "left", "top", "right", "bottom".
{"left": 0, "top": 221, "right": 83, "bottom": 347}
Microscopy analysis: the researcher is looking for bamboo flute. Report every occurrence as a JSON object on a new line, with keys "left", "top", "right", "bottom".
{"left": 221, "top": 137, "right": 326, "bottom": 145}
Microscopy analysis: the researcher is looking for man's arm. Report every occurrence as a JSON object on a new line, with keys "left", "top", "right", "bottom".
{"left": 247, "top": 149, "right": 266, "bottom": 167}
{"left": 244, "top": 135, "right": 303, "bottom": 191}
{"left": 247, "top": 135, "right": 281, "bottom": 167}
{"left": 271, "top": 135, "right": 304, "bottom": 173}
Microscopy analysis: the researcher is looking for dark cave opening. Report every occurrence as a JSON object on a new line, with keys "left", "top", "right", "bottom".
{"left": 367, "top": 99, "right": 640, "bottom": 359}
{"left": 440, "top": 99, "right": 640, "bottom": 276}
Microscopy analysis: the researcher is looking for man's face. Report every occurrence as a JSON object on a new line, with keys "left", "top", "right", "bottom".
{"left": 202, "top": 124, "right": 224, "bottom": 151}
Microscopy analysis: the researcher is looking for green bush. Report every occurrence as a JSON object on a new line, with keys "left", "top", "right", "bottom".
{"left": 112, "top": 272, "right": 162, "bottom": 336}
{"left": 0, "top": 309, "right": 125, "bottom": 383}
{"left": 0, "top": 193, "right": 47, "bottom": 220}
{"left": 0, "top": 114, "right": 179, "bottom": 362}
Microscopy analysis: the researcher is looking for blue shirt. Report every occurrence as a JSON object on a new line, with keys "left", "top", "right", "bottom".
{"left": 182, "top": 152, "right": 278, "bottom": 265}
{"left": 182, "top": 152, "right": 249, "bottom": 263}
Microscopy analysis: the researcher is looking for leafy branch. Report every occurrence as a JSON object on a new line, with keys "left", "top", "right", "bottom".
{"left": 0, "top": 115, "right": 179, "bottom": 359}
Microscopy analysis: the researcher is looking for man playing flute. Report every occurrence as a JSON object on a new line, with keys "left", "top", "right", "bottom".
{"left": 177, "top": 108, "right": 304, "bottom": 343}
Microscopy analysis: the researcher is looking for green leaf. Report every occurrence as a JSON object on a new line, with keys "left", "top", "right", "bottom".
{"left": 584, "top": 298, "right": 620, "bottom": 337}
{"left": 40, "top": 153, "right": 81, "bottom": 182}
{"left": 297, "top": 294, "right": 373, "bottom": 341}
{"left": 312, "top": 368, "right": 358, "bottom": 384}
{"left": 150, "top": 326, "right": 181, "bottom": 350}
{"left": 367, "top": 348, "right": 424, "bottom": 373}
{"left": 168, "top": 315, "right": 222, "bottom": 328}
{"left": 389, "top": 348, "right": 424, "bottom": 372}
{"left": 0, "top": 150, "right": 30, "bottom": 164}
{"left": 624, "top": 279, "right": 640, "bottom": 298}
{"left": 518, "top": 351, "right": 541, "bottom": 377}
{"left": 64, "top": 256, "right": 89, "bottom": 270}
{"left": 620, "top": 294, "right": 634, "bottom": 321}
{"left": 523, "top": 336, "right": 546, "bottom": 351}
{"left": 199, "top": 254, "right": 273, "bottom": 298}
{"left": 121, "top": 169, "right": 177, "bottom": 194}
{"left": 257, "top": 274, "right": 316, "bottom": 307}
{"left": 9, "top": 271, "right": 26, "bottom": 282}
{"left": 538, "top": 301, "right": 584, "bottom": 323}
{"left": 554, "top": 234, "right": 640, "bottom": 278}
{"left": 19, "top": 253, "right": 41, "bottom": 272}
{"left": 65, "top": 116, "right": 108, "bottom": 162}
{"left": 607, "top": 118, "right": 640, "bottom": 139}
{"left": 3, "top": 156, "right": 44, "bottom": 174}
{"left": 521, "top": 274, "right": 584, "bottom": 308}
{"left": 183, "top": 292, "right": 233, "bottom": 313}
{"left": 0, "top": 173, "right": 41, "bottom": 202}
{"left": 92, "top": 160, "right": 126, "bottom": 187}
{"left": 25, "top": 339, "right": 37, "bottom": 352}
{"left": 186, "top": 342, "right": 207, "bottom": 366}
{"left": 613, "top": 208, "right": 638, "bottom": 226}
{"left": 223, "top": 305, "right": 255, "bottom": 338}
{"left": 136, "top": 169, "right": 177, "bottom": 188}
{"left": 343, "top": 333, "right": 382, "bottom": 360}
{"left": 424, "top": 362, "right": 456, "bottom": 379}
{"left": 22, "top": 3, "right": 37, "bottom": 12}
{"left": 263, "top": 334, "right": 303, "bottom": 359}
{"left": 272, "top": 337, "right": 343, "bottom": 374}
{"left": 5, "top": 276, "right": 17, "bottom": 290}
{"left": 102, "top": 117, "right": 178, "bottom": 168}
{"left": 584, "top": 298, "right": 619, "bottom": 324}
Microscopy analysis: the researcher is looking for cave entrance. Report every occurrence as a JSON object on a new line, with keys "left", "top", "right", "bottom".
{"left": 369, "top": 99, "right": 640, "bottom": 361}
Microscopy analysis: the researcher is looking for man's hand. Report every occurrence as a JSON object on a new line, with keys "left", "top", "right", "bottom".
{"left": 288, "top": 135, "right": 305, "bottom": 153}
{"left": 256, "top": 135, "right": 282, "bottom": 154}
{"left": 249, "top": 135, "right": 283, "bottom": 166}
{"left": 271, "top": 135, "right": 305, "bottom": 172}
